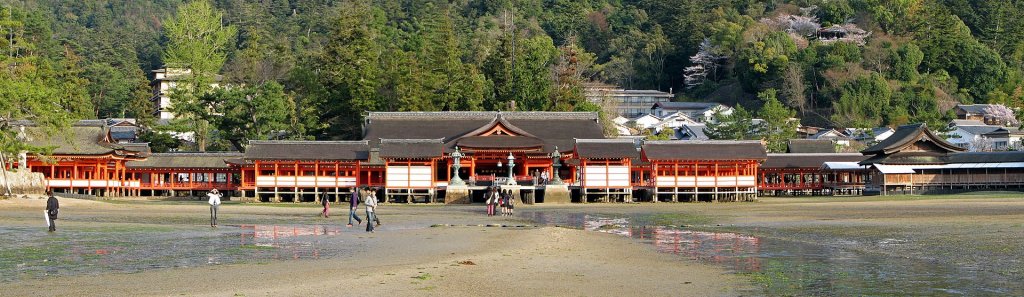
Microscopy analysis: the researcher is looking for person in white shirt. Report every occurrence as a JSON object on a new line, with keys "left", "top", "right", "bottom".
{"left": 207, "top": 189, "right": 222, "bottom": 227}
{"left": 364, "top": 190, "right": 377, "bottom": 233}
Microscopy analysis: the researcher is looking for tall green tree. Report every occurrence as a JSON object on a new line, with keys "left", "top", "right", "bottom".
{"left": 913, "top": 1, "right": 1006, "bottom": 101}
{"left": 482, "top": 10, "right": 558, "bottom": 111}
{"left": 757, "top": 89, "right": 797, "bottom": 153}
{"left": 0, "top": 6, "right": 92, "bottom": 194}
{"left": 161, "top": 0, "right": 237, "bottom": 151}
{"left": 317, "top": 1, "right": 385, "bottom": 139}
{"left": 705, "top": 105, "right": 754, "bottom": 140}
{"left": 551, "top": 36, "right": 597, "bottom": 111}
{"left": 202, "top": 82, "right": 291, "bottom": 152}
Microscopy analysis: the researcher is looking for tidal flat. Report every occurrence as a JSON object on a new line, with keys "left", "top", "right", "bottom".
{"left": 1, "top": 192, "right": 1022, "bottom": 296}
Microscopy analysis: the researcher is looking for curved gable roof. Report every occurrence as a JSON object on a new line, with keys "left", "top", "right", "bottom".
{"left": 363, "top": 112, "right": 604, "bottom": 152}
{"left": 861, "top": 123, "right": 965, "bottom": 155}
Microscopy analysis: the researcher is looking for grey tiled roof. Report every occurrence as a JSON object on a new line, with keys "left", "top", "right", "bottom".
{"left": 379, "top": 139, "right": 444, "bottom": 159}
{"left": 126, "top": 152, "right": 241, "bottom": 169}
{"left": 762, "top": 153, "right": 865, "bottom": 169}
{"left": 246, "top": 140, "right": 369, "bottom": 160}
{"left": 22, "top": 126, "right": 115, "bottom": 155}
{"left": 677, "top": 124, "right": 709, "bottom": 141}
{"left": 956, "top": 104, "right": 993, "bottom": 114}
{"left": 652, "top": 101, "right": 721, "bottom": 111}
{"left": 363, "top": 111, "right": 605, "bottom": 153}
{"left": 861, "top": 123, "right": 964, "bottom": 156}
{"left": 786, "top": 139, "right": 836, "bottom": 153}
{"left": 957, "top": 125, "right": 1003, "bottom": 136}
{"left": 574, "top": 139, "right": 639, "bottom": 159}
{"left": 642, "top": 140, "right": 767, "bottom": 161}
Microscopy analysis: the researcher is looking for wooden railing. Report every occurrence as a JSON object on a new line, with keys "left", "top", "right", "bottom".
{"left": 138, "top": 181, "right": 236, "bottom": 190}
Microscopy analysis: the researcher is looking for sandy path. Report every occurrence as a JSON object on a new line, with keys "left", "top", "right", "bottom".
{"left": 1, "top": 197, "right": 743, "bottom": 297}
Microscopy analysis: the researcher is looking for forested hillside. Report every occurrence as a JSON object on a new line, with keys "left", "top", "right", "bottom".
{"left": 3, "top": 0, "right": 1024, "bottom": 150}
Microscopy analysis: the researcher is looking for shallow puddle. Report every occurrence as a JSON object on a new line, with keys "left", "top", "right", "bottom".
{"left": 0, "top": 224, "right": 364, "bottom": 282}
{"left": 520, "top": 211, "right": 1021, "bottom": 296}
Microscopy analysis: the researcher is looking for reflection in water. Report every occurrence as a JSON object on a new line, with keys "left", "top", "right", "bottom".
{"left": 236, "top": 225, "right": 345, "bottom": 260}
{"left": 0, "top": 224, "right": 356, "bottom": 282}
{"left": 583, "top": 215, "right": 762, "bottom": 272}
{"left": 522, "top": 212, "right": 1021, "bottom": 296}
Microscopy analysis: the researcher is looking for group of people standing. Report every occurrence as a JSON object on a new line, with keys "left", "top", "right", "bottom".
{"left": 485, "top": 187, "right": 515, "bottom": 216}
{"left": 212, "top": 186, "right": 381, "bottom": 233}
{"left": 335, "top": 186, "right": 381, "bottom": 233}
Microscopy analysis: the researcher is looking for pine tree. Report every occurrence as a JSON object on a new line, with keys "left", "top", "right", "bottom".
{"left": 317, "top": 1, "right": 385, "bottom": 139}
{"left": 757, "top": 89, "right": 798, "bottom": 153}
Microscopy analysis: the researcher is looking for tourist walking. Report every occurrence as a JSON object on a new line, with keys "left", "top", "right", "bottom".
{"left": 208, "top": 189, "right": 222, "bottom": 227}
{"left": 540, "top": 170, "right": 549, "bottom": 185}
{"left": 369, "top": 189, "right": 381, "bottom": 226}
{"left": 365, "top": 189, "right": 378, "bottom": 233}
{"left": 45, "top": 190, "right": 59, "bottom": 232}
{"left": 348, "top": 187, "right": 362, "bottom": 227}
{"left": 320, "top": 194, "right": 330, "bottom": 218}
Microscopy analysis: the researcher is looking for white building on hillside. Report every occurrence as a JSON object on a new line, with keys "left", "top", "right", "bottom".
{"left": 584, "top": 83, "right": 674, "bottom": 118}
{"left": 651, "top": 101, "right": 732, "bottom": 123}
{"left": 150, "top": 67, "right": 222, "bottom": 120}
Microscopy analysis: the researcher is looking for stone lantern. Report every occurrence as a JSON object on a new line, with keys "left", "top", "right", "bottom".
{"left": 549, "top": 146, "right": 564, "bottom": 185}
{"left": 449, "top": 146, "right": 465, "bottom": 186}
{"left": 505, "top": 152, "right": 516, "bottom": 185}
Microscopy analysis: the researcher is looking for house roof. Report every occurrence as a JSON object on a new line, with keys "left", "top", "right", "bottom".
{"left": 120, "top": 143, "right": 152, "bottom": 155}
{"left": 957, "top": 125, "right": 1003, "bottom": 136}
{"left": 584, "top": 88, "right": 673, "bottom": 97}
{"left": 860, "top": 151, "right": 949, "bottom": 165}
{"left": 16, "top": 119, "right": 149, "bottom": 157}
{"left": 956, "top": 104, "right": 993, "bottom": 115}
{"left": 245, "top": 140, "right": 369, "bottom": 160}
{"left": 363, "top": 112, "right": 604, "bottom": 153}
{"left": 861, "top": 123, "right": 965, "bottom": 156}
{"left": 126, "top": 152, "right": 241, "bottom": 169}
{"left": 633, "top": 114, "right": 662, "bottom": 122}
{"left": 846, "top": 127, "right": 894, "bottom": 140}
{"left": 949, "top": 151, "right": 1024, "bottom": 163}
{"left": 109, "top": 126, "right": 137, "bottom": 140}
{"left": 786, "top": 139, "right": 836, "bottom": 153}
{"left": 950, "top": 119, "right": 986, "bottom": 127}
{"left": 651, "top": 101, "right": 722, "bottom": 111}
{"left": 642, "top": 140, "right": 767, "bottom": 161}
{"left": 22, "top": 126, "right": 116, "bottom": 155}
{"left": 810, "top": 129, "right": 848, "bottom": 140}
{"left": 574, "top": 139, "right": 639, "bottom": 160}
{"left": 821, "top": 162, "right": 866, "bottom": 171}
{"left": 677, "top": 124, "right": 709, "bottom": 141}
{"left": 762, "top": 153, "right": 865, "bottom": 169}
{"left": 379, "top": 139, "right": 444, "bottom": 159}
{"left": 864, "top": 151, "right": 1024, "bottom": 165}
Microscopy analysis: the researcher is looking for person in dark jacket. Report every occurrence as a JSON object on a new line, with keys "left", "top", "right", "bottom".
{"left": 320, "top": 193, "right": 330, "bottom": 218}
{"left": 45, "top": 190, "right": 59, "bottom": 232}
{"left": 347, "top": 187, "right": 362, "bottom": 227}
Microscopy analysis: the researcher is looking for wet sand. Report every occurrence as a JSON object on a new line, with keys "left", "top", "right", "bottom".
{"left": 7, "top": 193, "right": 1022, "bottom": 296}
{"left": 0, "top": 197, "right": 742, "bottom": 297}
